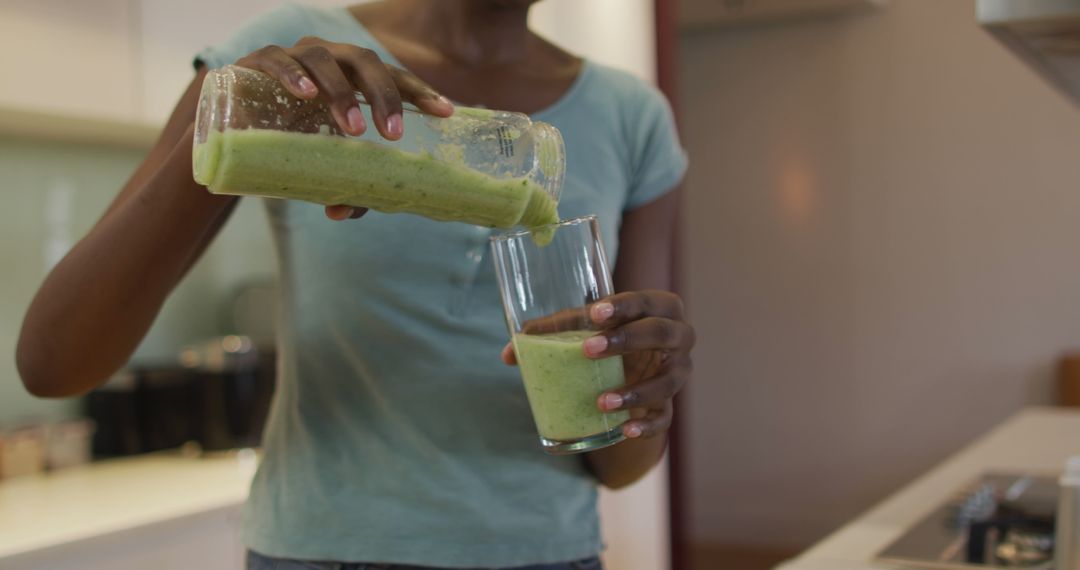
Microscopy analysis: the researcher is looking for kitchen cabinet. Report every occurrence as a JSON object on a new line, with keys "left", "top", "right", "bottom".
{"left": 0, "top": 0, "right": 351, "bottom": 133}
{"left": 978, "top": 0, "right": 1080, "bottom": 106}
{"left": 678, "top": 0, "right": 886, "bottom": 30}
{"left": 0, "top": 0, "right": 139, "bottom": 123}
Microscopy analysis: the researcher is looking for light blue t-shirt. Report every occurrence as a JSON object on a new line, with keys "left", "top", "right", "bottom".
{"left": 197, "top": 4, "right": 687, "bottom": 567}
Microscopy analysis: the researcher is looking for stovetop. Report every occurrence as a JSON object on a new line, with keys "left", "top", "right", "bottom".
{"left": 877, "top": 472, "right": 1058, "bottom": 569}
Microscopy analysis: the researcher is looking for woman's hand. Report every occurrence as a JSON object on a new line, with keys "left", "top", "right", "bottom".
{"left": 502, "top": 290, "right": 695, "bottom": 441}
{"left": 235, "top": 36, "right": 454, "bottom": 220}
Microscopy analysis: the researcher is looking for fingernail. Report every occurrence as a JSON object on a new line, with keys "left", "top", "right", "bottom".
{"left": 592, "top": 302, "right": 615, "bottom": 322}
{"left": 387, "top": 114, "right": 403, "bottom": 137}
{"left": 437, "top": 95, "right": 454, "bottom": 108}
{"left": 626, "top": 424, "right": 643, "bottom": 438}
{"left": 601, "top": 393, "right": 623, "bottom": 411}
{"left": 583, "top": 335, "right": 608, "bottom": 356}
{"left": 297, "top": 76, "right": 316, "bottom": 94}
{"left": 347, "top": 107, "right": 366, "bottom": 133}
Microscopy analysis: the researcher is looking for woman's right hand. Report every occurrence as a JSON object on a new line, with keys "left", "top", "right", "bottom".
{"left": 235, "top": 36, "right": 455, "bottom": 220}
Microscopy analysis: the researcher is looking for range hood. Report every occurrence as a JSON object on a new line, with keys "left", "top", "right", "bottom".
{"left": 978, "top": 0, "right": 1080, "bottom": 105}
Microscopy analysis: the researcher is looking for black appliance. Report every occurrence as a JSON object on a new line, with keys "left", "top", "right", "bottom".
{"left": 84, "top": 336, "right": 275, "bottom": 457}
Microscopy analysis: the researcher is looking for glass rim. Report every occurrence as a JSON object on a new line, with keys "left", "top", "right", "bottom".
{"left": 489, "top": 214, "right": 598, "bottom": 243}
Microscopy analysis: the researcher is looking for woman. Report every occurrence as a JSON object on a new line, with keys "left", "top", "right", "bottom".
{"left": 16, "top": 1, "right": 694, "bottom": 568}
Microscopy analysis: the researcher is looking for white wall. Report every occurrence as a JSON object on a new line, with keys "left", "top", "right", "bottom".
{"left": 2, "top": 0, "right": 656, "bottom": 125}
{"left": 530, "top": 0, "right": 656, "bottom": 82}
{"left": 681, "top": 0, "right": 1080, "bottom": 549}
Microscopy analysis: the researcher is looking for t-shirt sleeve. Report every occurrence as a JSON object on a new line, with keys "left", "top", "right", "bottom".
{"left": 624, "top": 85, "right": 689, "bottom": 210}
{"left": 194, "top": 3, "right": 313, "bottom": 70}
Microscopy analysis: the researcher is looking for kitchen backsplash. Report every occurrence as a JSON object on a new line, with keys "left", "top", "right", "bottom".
{"left": 0, "top": 136, "right": 275, "bottom": 425}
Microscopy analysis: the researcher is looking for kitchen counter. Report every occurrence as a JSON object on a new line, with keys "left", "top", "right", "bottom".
{"left": 777, "top": 406, "right": 1080, "bottom": 570}
{"left": 0, "top": 445, "right": 669, "bottom": 569}
{"left": 0, "top": 450, "right": 256, "bottom": 570}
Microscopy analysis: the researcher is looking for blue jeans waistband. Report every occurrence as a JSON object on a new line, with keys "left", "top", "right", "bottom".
{"left": 246, "top": 550, "right": 603, "bottom": 570}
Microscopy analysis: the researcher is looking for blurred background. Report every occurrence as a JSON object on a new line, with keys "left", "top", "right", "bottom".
{"left": 3, "top": 1, "right": 1080, "bottom": 570}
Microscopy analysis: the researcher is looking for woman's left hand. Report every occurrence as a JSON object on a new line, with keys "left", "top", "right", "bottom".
{"left": 502, "top": 290, "right": 695, "bottom": 440}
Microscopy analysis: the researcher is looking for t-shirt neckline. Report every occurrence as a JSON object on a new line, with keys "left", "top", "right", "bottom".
{"left": 332, "top": 5, "right": 590, "bottom": 120}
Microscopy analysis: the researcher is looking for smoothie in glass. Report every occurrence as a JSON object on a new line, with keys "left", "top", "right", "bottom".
{"left": 512, "top": 330, "right": 629, "bottom": 444}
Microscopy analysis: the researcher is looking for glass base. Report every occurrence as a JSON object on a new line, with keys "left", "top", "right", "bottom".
{"left": 540, "top": 426, "right": 626, "bottom": 455}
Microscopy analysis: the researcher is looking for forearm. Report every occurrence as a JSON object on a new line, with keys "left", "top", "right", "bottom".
{"left": 586, "top": 430, "right": 668, "bottom": 489}
{"left": 16, "top": 127, "right": 237, "bottom": 397}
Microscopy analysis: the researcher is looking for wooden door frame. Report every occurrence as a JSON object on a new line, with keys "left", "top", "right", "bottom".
{"left": 653, "top": 1, "right": 689, "bottom": 570}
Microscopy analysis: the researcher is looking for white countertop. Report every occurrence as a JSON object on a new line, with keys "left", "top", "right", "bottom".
{"left": 778, "top": 406, "right": 1080, "bottom": 570}
{"left": 10, "top": 408, "right": 1071, "bottom": 569}
{"left": 0, "top": 450, "right": 256, "bottom": 560}
{"left": 0, "top": 446, "right": 667, "bottom": 570}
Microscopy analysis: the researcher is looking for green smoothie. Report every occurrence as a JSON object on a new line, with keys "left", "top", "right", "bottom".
{"left": 193, "top": 129, "right": 559, "bottom": 232}
{"left": 512, "top": 330, "right": 630, "bottom": 442}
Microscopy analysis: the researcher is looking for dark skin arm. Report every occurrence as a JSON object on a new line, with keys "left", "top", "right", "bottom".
{"left": 16, "top": 39, "right": 450, "bottom": 397}
{"left": 501, "top": 188, "right": 695, "bottom": 489}
{"left": 16, "top": 68, "right": 234, "bottom": 397}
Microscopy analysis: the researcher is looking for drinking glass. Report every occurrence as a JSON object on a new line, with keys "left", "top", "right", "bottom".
{"left": 491, "top": 215, "right": 629, "bottom": 454}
